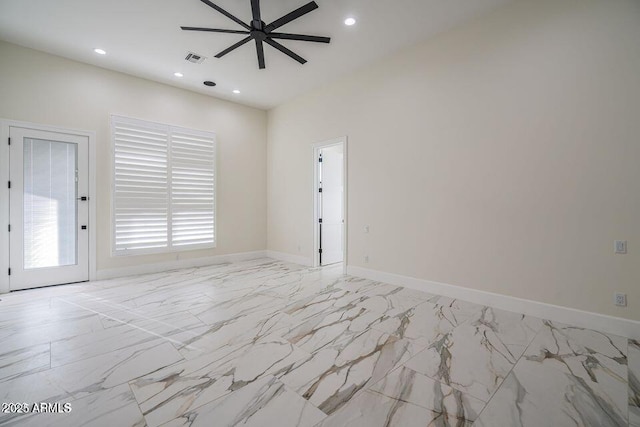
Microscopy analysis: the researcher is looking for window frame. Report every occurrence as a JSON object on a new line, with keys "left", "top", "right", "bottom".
{"left": 110, "top": 115, "right": 217, "bottom": 256}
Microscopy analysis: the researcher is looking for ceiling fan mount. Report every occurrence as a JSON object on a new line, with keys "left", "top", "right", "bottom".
{"left": 181, "top": 0, "right": 331, "bottom": 70}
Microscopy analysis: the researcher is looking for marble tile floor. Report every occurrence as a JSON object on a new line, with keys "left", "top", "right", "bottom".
{"left": 0, "top": 258, "right": 637, "bottom": 426}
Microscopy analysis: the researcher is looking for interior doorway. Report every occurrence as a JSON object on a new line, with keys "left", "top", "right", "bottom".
{"left": 313, "top": 137, "right": 347, "bottom": 269}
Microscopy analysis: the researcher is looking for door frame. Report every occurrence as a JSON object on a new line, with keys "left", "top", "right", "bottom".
{"left": 312, "top": 136, "right": 347, "bottom": 273}
{"left": 0, "top": 119, "right": 97, "bottom": 294}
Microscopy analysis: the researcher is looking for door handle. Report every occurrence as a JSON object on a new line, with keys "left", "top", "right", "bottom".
{"left": 77, "top": 196, "right": 88, "bottom": 201}
{"left": 81, "top": 225, "right": 87, "bottom": 230}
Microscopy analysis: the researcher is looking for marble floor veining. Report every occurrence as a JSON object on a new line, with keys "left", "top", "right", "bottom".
{"left": 0, "top": 258, "right": 637, "bottom": 426}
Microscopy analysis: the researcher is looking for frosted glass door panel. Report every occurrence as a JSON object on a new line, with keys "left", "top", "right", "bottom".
{"left": 23, "top": 138, "right": 78, "bottom": 269}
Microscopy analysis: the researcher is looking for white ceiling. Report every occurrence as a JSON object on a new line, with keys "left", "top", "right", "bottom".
{"left": 0, "top": 0, "right": 511, "bottom": 109}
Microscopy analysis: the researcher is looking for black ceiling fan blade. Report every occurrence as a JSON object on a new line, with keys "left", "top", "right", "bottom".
{"left": 181, "top": 27, "right": 250, "bottom": 35}
{"left": 264, "top": 1, "right": 318, "bottom": 33}
{"left": 250, "top": 0, "right": 262, "bottom": 28}
{"left": 269, "top": 32, "right": 330, "bottom": 43}
{"left": 215, "top": 36, "right": 253, "bottom": 58}
{"left": 255, "top": 38, "right": 266, "bottom": 69}
{"left": 264, "top": 38, "right": 307, "bottom": 64}
{"left": 200, "top": 0, "right": 251, "bottom": 30}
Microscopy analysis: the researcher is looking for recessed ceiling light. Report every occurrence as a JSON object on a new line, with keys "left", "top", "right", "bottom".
{"left": 232, "top": 89, "right": 240, "bottom": 94}
{"left": 174, "top": 72, "right": 184, "bottom": 77}
{"left": 344, "top": 17, "right": 356, "bottom": 26}
{"left": 203, "top": 81, "right": 216, "bottom": 87}
{"left": 93, "top": 48, "right": 106, "bottom": 55}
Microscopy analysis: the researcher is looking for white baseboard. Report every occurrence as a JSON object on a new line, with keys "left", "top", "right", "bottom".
{"left": 96, "top": 250, "right": 267, "bottom": 280}
{"left": 347, "top": 265, "right": 640, "bottom": 341}
{"left": 266, "top": 250, "right": 313, "bottom": 267}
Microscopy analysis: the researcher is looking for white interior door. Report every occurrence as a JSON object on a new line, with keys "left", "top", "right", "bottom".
{"left": 319, "top": 146, "right": 343, "bottom": 265}
{"left": 9, "top": 127, "right": 89, "bottom": 290}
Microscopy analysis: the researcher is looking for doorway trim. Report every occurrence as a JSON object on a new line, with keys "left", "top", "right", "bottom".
{"left": 312, "top": 136, "right": 347, "bottom": 274}
{"left": 0, "top": 119, "right": 97, "bottom": 294}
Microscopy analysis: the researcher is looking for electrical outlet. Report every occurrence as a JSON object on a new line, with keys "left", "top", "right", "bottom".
{"left": 614, "top": 292, "right": 627, "bottom": 307}
{"left": 614, "top": 240, "right": 627, "bottom": 254}
{"left": 364, "top": 255, "right": 369, "bottom": 263}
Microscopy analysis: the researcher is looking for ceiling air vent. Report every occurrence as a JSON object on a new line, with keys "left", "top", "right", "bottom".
{"left": 185, "top": 52, "right": 206, "bottom": 64}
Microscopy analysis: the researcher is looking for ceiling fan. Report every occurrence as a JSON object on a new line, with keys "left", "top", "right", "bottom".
{"left": 181, "top": 0, "right": 331, "bottom": 69}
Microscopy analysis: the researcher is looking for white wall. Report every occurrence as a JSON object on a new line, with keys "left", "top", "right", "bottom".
{"left": 0, "top": 41, "right": 267, "bottom": 278}
{"left": 267, "top": 0, "right": 640, "bottom": 321}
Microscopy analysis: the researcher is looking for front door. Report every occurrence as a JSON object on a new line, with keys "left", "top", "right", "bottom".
{"left": 9, "top": 127, "right": 89, "bottom": 290}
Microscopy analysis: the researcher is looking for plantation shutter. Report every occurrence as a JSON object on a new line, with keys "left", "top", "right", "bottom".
{"left": 170, "top": 128, "right": 216, "bottom": 247}
{"left": 111, "top": 116, "right": 216, "bottom": 255}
